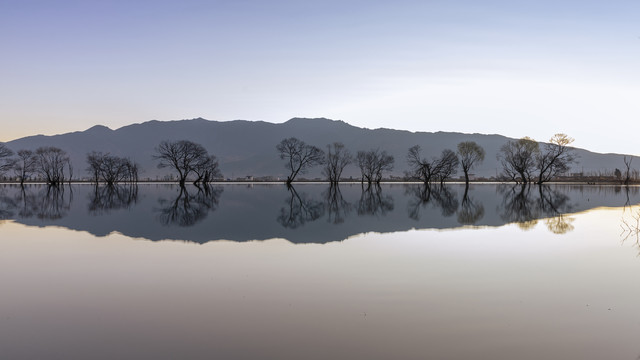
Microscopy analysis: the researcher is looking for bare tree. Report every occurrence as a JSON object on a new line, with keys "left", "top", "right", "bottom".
{"left": 407, "top": 146, "right": 458, "bottom": 185}
{"left": 13, "top": 150, "right": 37, "bottom": 185}
{"left": 192, "top": 155, "right": 222, "bottom": 184}
{"left": 536, "top": 133, "right": 576, "bottom": 184}
{"left": 457, "top": 141, "right": 485, "bottom": 186}
{"left": 406, "top": 145, "right": 437, "bottom": 184}
{"left": 0, "top": 143, "right": 14, "bottom": 175}
{"left": 498, "top": 137, "right": 539, "bottom": 184}
{"left": 86, "top": 152, "right": 140, "bottom": 185}
{"left": 276, "top": 137, "right": 324, "bottom": 185}
{"left": 34, "top": 147, "right": 71, "bottom": 185}
{"left": 433, "top": 149, "right": 459, "bottom": 186}
{"left": 154, "top": 140, "right": 209, "bottom": 186}
{"left": 323, "top": 142, "right": 352, "bottom": 184}
{"left": 357, "top": 149, "right": 394, "bottom": 185}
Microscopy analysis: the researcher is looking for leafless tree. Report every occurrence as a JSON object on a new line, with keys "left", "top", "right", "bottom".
{"left": 13, "top": 150, "right": 37, "bottom": 185}
{"left": 0, "top": 143, "right": 14, "bottom": 175}
{"left": 154, "top": 140, "right": 210, "bottom": 186}
{"left": 276, "top": 137, "right": 324, "bottom": 185}
{"left": 86, "top": 152, "right": 140, "bottom": 185}
{"left": 406, "top": 146, "right": 458, "bottom": 185}
{"left": 34, "top": 147, "right": 71, "bottom": 185}
{"left": 498, "top": 137, "right": 539, "bottom": 184}
{"left": 457, "top": 141, "right": 485, "bottom": 186}
{"left": 406, "top": 145, "right": 438, "bottom": 184}
{"left": 433, "top": 149, "right": 459, "bottom": 186}
{"left": 323, "top": 142, "right": 352, "bottom": 184}
{"left": 535, "top": 133, "right": 576, "bottom": 184}
{"left": 192, "top": 155, "right": 222, "bottom": 184}
{"left": 356, "top": 149, "right": 394, "bottom": 185}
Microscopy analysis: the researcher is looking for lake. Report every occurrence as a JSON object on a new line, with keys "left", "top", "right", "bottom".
{"left": 1, "top": 183, "right": 640, "bottom": 359}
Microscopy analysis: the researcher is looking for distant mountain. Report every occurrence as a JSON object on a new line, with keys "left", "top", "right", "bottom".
{"left": 4, "top": 117, "right": 636, "bottom": 180}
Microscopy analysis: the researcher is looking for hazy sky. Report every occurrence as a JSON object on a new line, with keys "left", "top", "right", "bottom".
{"left": 1, "top": 0, "right": 639, "bottom": 154}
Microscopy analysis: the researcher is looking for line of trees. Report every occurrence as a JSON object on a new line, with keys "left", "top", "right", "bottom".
{"left": 0, "top": 144, "right": 73, "bottom": 185}
{"left": 498, "top": 134, "right": 576, "bottom": 185}
{"left": 276, "top": 137, "right": 396, "bottom": 186}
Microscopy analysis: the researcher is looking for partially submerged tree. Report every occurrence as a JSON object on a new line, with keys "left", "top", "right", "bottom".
{"left": 457, "top": 141, "right": 485, "bottom": 186}
{"left": 13, "top": 150, "right": 37, "bottom": 185}
{"left": 498, "top": 137, "right": 539, "bottom": 184}
{"left": 406, "top": 146, "right": 458, "bottom": 185}
{"left": 406, "top": 145, "right": 437, "bottom": 184}
{"left": 154, "top": 140, "right": 211, "bottom": 186}
{"left": 192, "top": 155, "right": 222, "bottom": 184}
{"left": 535, "top": 133, "right": 576, "bottom": 184}
{"left": 276, "top": 137, "right": 324, "bottom": 185}
{"left": 623, "top": 156, "right": 633, "bottom": 185}
{"left": 34, "top": 146, "right": 71, "bottom": 185}
{"left": 356, "top": 149, "right": 394, "bottom": 185}
{"left": 433, "top": 149, "right": 459, "bottom": 185}
{"left": 86, "top": 152, "right": 139, "bottom": 185}
{"left": 323, "top": 142, "right": 352, "bottom": 184}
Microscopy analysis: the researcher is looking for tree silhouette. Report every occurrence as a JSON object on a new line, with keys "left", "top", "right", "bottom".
{"left": 536, "top": 133, "right": 576, "bottom": 184}
{"left": 276, "top": 137, "right": 324, "bottom": 186}
{"left": 457, "top": 141, "right": 485, "bottom": 187}
{"left": 154, "top": 140, "right": 217, "bottom": 187}
{"left": 0, "top": 143, "right": 14, "bottom": 176}
{"left": 34, "top": 147, "right": 71, "bottom": 185}
{"left": 498, "top": 137, "right": 539, "bottom": 184}
{"left": 323, "top": 142, "right": 352, "bottom": 184}
{"left": 357, "top": 149, "right": 394, "bottom": 184}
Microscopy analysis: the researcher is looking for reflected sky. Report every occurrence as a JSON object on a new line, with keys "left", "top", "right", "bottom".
{"left": 1, "top": 183, "right": 639, "bottom": 244}
{"left": 1, "top": 205, "right": 640, "bottom": 359}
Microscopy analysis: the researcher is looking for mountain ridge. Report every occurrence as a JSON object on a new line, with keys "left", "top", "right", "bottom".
{"left": 4, "top": 117, "right": 635, "bottom": 180}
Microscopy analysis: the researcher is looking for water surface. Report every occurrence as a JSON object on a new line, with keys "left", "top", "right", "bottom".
{"left": 1, "top": 184, "right": 640, "bottom": 359}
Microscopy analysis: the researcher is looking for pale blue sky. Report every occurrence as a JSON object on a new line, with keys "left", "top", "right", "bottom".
{"left": 1, "top": 0, "right": 639, "bottom": 154}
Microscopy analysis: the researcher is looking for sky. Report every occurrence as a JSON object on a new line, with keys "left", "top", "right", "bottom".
{"left": 1, "top": 0, "right": 639, "bottom": 154}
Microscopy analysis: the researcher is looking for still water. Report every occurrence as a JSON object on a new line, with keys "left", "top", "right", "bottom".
{"left": 1, "top": 183, "right": 640, "bottom": 359}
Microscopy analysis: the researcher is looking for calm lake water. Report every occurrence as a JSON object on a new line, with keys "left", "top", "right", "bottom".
{"left": 2, "top": 183, "right": 640, "bottom": 359}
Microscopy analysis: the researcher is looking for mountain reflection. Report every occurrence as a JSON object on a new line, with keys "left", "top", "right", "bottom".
{"left": 156, "top": 184, "right": 223, "bottom": 227}
{"left": 1, "top": 184, "right": 638, "bottom": 243}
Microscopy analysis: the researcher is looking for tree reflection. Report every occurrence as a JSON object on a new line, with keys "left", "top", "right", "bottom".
{"left": 88, "top": 185, "right": 139, "bottom": 215}
{"left": 323, "top": 184, "right": 351, "bottom": 224}
{"left": 358, "top": 184, "right": 393, "bottom": 217}
{"left": 457, "top": 188, "right": 484, "bottom": 225}
{"left": 404, "top": 184, "right": 458, "bottom": 221}
{"left": 156, "top": 185, "right": 223, "bottom": 227}
{"left": 498, "top": 184, "right": 575, "bottom": 234}
{"left": 277, "top": 186, "right": 324, "bottom": 229}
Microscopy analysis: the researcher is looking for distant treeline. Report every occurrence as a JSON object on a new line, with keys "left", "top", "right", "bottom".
{"left": 0, "top": 133, "right": 637, "bottom": 186}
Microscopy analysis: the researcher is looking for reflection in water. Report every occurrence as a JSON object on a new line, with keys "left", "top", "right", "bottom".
{"left": 88, "top": 185, "right": 139, "bottom": 215}
{"left": 358, "top": 184, "right": 393, "bottom": 216}
{"left": 405, "top": 184, "right": 458, "bottom": 221}
{"left": 323, "top": 184, "right": 351, "bottom": 224}
{"left": 499, "top": 184, "right": 575, "bottom": 233}
{"left": 156, "top": 185, "right": 223, "bottom": 227}
{"left": 0, "top": 185, "right": 72, "bottom": 220}
{"left": 457, "top": 189, "right": 485, "bottom": 225}
{"left": 277, "top": 186, "right": 324, "bottom": 229}
{"left": 1, "top": 184, "right": 639, "bottom": 243}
